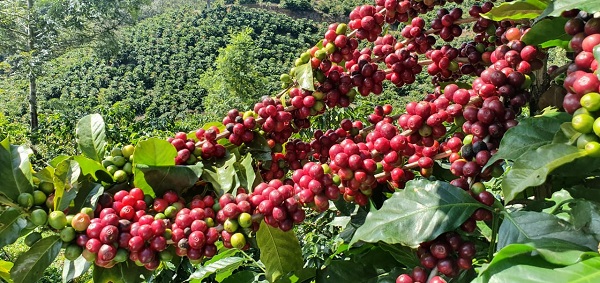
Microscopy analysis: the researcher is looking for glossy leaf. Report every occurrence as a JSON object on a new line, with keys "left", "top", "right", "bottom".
{"left": 486, "top": 114, "right": 569, "bottom": 169}
{"left": 488, "top": 239, "right": 596, "bottom": 267}
{"left": 474, "top": 255, "right": 600, "bottom": 283}
{"left": 188, "top": 256, "right": 245, "bottom": 282}
{"left": 256, "top": 222, "right": 303, "bottom": 282}
{"left": 133, "top": 138, "right": 176, "bottom": 166}
{"left": 351, "top": 179, "right": 485, "bottom": 247}
{"left": 379, "top": 243, "right": 420, "bottom": 267}
{"left": 246, "top": 133, "right": 272, "bottom": 161}
{"left": 0, "top": 138, "right": 34, "bottom": 201}
{"left": 481, "top": 0, "right": 547, "bottom": 21}
{"left": 522, "top": 17, "right": 571, "bottom": 48}
{"left": 570, "top": 200, "right": 600, "bottom": 240}
{"left": 539, "top": 0, "right": 600, "bottom": 18}
{"left": 73, "top": 155, "right": 112, "bottom": 183}
{"left": 502, "top": 143, "right": 586, "bottom": 203}
{"left": 75, "top": 113, "right": 107, "bottom": 161}
{"left": 497, "top": 211, "right": 598, "bottom": 251}
{"left": 234, "top": 153, "right": 256, "bottom": 193}
{"left": 53, "top": 159, "right": 82, "bottom": 211}
{"left": 71, "top": 180, "right": 103, "bottom": 212}
{"left": 294, "top": 62, "right": 314, "bottom": 91}
{"left": 567, "top": 185, "right": 600, "bottom": 203}
{"left": 202, "top": 121, "right": 226, "bottom": 133}
{"left": 10, "top": 236, "right": 62, "bottom": 283}
{"left": 134, "top": 163, "right": 203, "bottom": 197}
{"left": 0, "top": 208, "right": 27, "bottom": 249}
{"left": 202, "top": 154, "right": 238, "bottom": 196}
{"left": 316, "top": 260, "right": 378, "bottom": 283}
{"left": 220, "top": 270, "right": 256, "bottom": 283}
{"left": 0, "top": 260, "right": 13, "bottom": 283}
{"left": 93, "top": 262, "right": 151, "bottom": 283}
{"left": 62, "top": 256, "right": 92, "bottom": 283}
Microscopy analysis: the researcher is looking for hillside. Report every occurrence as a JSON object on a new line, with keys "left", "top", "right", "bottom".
{"left": 0, "top": 5, "right": 324, "bottom": 159}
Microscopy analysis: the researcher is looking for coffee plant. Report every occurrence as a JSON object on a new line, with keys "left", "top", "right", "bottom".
{"left": 2, "top": 0, "right": 600, "bottom": 282}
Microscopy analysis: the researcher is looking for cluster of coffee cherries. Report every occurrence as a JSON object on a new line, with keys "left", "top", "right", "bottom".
{"left": 168, "top": 126, "right": 227, "bottom": 165}
{"left": 396, "top": 232, "right": 477, "bottom": 282}
{"left": 101, "top": 145, "right": 135, "bottom": 183}
{"left": 431, "top": 8, "right": 464, "bottom": 42}
{"left": 288, "top": 87, "right": 327, "bottom": 120}
{"left": 56, "top": 189, "right": 226, "bottom": 270}
{"left": 559, "top": 14, "right": 600, "bottom": 156}
{"left": 253, "top": 97, "right": 296, "bottom": 144}
{"left": 348, "top": 5, "right": 384, "bottom": 42}
{"left": 323, "top": 23, "right": 359, "bottom": 64}
{"left": 426, "top": 46, "right": 460, "bottom": 79}
{"left": 401, "top": 17, "right": 436, "bottom": 54}
{"left": 222, "top": 109, "right": 257, "bottom": 146}
{"left": 215, "top": 191, "right": 257, "bottom": 249}
{"left": 259, "top": 152, "right": 288, "bottom": 181}
{"left": 248, "top": 180, "right": 306, "bottom": 231}
{"left": 292, "top": 162, "right": 340, "bottom": 212}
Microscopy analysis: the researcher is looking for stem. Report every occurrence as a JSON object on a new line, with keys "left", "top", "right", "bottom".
{"left": 275, "top": 83, "right": 296, "bottom": 98}
{"left": 240, "top": 249, "right": 266, "bottom": 273}
{"left": 488, "top": 211, "right": 500, "bottom": 261}
{"left": 550, "top": 199, "right": 578, "bottom": 215}
{"left": 426, "top": 267, "right": 439, "bottom": 282}
{"left": 548, "top": 63, "right": 569, "bottom": 80}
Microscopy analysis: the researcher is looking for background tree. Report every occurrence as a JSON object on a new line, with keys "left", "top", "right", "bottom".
{"left": 0, "top": 0, "right": 149, "bottom": 131}
{"left": 199, "top": 28, "right": 269, "bottom": 122}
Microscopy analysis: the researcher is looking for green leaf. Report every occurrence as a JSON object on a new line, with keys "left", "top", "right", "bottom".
{"left": 132, "top": 138, "right": 200, "bottom": 196}
{"left": 378, "top": 243, "right": 420, "bottom": 267}
{"left": 256, "top": 222, "right": 304, "bottom": 282}
{"left": 539, "top": 0, "right": 600, "bottom": 18}
{"left": 0, "top": 260, "right": 13, "bottom": 283}
{"left": 0, "top": 138, "right": 34, "bottom": 201}
{"left": 246, "top": 133, "right": 272, "bottom": 161}
{"left": 202, "top": 154, "right": 238, "bottom": 196}
{"left": 294, "top": 62, "right": 315, "bottom": 91}
{"left": 133, "top": 163, "right": 203, "bottom": 197}
{"left": 71, "top": 180, "right": 103, "bottom": 213}
{"left": 63, "top": 256, "right": 92, "bottom": 283}
{"left": 497, "top": 211, "right": 598, "bottom": 251}
{"left": 234, "top": 153, "right": 256, "bottom": 192}
{"left": 566, "top": 185, "right": 600, "bottom": 203}
{"left": 49, "top": 155, "right": 70, "bottom": 168}
{"left": 522, "top": 17, "right": 572, "bottom": 48}
{"left": 0, "top": 208, "right": 27, "bottom": 249}
{"left": 350, "top": 179, "right": 485, "bottom": 247}
{"left": 75, "top": 114, "right": 107, "bottom": 161}
{"left": 316, "top": 260, "right": 378, "bottom": 283}
{"left": 221, "top": 270, "right": 256, "bottom": 283}
{"left": 73, "top": 155, "right": 112, "bottom": 183}
{"left": 53, "top": 159, "right": 82, "bottom": 211}
{"left": 202, "top": 121, "right": 226, "bottom": 133}
{"left": 133, "top": 138, "right": 176, "bottom": 166}
{"left": 502, "top": 143, "right": 587, "bottom": 203}
{"left": 481, "top": 0, "right": 547, "bottom": 21}
{"left": 489, "top": 239, "right": 596, "bottom": 267}
{"left": 10, "top": 235, "right": 62, "bottom": 283}
{"left": 475, "top": 255, "right": 600, "bottom": 283}
{"left": 93, "top": 262, "right": 152, "bottom": 283}
{"left": 570, "top": 200, "right": 600, "bottom": 240}
{"left": 486, "top": 114, "right": 569, "bottom": 169}
{"left": 188, "top": 256, "right": 245, "bottom": 282}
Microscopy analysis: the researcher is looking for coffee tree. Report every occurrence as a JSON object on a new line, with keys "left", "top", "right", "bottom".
{"left": 2, "top": 0, "right": 600, "bottom": 282}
